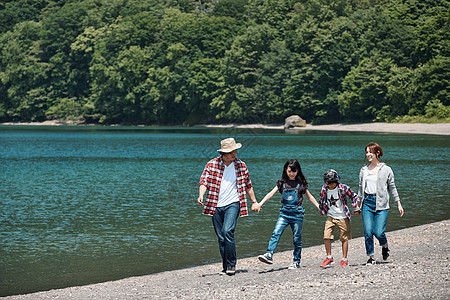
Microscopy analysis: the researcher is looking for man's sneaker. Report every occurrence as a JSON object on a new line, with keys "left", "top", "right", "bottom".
{"left": 226, "top": 266, "right": 236, "bottom": 275}
{"left": 258, "top": 253, "right": 273, "bottom": 264}
{"left": 219, "top": 269, "right": 226, "bottom": 275}
{"left": 340, "top": 260, "right": 349, "bottom": 267}
{"left": 320, "top": 257, "right": 334, "bottom": 268}
{"left": 382, "top": 247, "right": 390, "bottom": 260}
{"left": 288, "top": 261, "right": 300, "bottom": 269}
{"left": 366, "top": 257, "right": 376, "bottom": 265}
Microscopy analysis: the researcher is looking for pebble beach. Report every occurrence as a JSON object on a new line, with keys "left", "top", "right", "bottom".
{"left": 4, "top": 220, "right": 449, "bottom": 299}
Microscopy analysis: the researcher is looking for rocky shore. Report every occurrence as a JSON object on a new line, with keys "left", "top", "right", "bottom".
{"left": 5, "top": 220, "right": 449, "bottom": 299}
{"left": 200, "top": 122, "right": 450, "bottom": 135}
{"left": 2, "top": 122, "right": 450, "bottom": 135}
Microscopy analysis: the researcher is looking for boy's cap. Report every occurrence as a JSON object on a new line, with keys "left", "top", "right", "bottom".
{"left": 324, "top": 169, "right": 340, "bottom": 183}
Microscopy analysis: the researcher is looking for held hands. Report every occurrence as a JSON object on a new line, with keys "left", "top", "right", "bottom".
{"left": 353, "top": 201, "right": 361, "bottom": 215}
{"left": 251, "top": 202, "right": 262, "bottom": 213}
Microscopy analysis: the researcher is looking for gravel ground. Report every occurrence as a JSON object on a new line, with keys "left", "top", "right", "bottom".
{"left": 4, "top": 220, "right": 449, "bottom": 300}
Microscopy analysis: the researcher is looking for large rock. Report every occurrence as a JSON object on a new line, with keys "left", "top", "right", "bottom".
{"left": 284, "top": 115, "right": 306, "bottom": 129}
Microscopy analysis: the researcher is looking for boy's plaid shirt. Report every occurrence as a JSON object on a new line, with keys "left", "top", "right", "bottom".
{"left": 319, "top": 183, "right": 358, "bottom": 220}
{"left": 199, "top": 157, "right": 252, "bottom": 217}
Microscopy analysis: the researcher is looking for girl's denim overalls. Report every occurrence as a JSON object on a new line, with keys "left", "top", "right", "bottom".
{"left": 266, "top": 183, "right": 305, "bottom": 262}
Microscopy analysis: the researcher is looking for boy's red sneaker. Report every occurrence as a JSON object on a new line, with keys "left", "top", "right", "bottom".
{"left": 320, "top": 257, "right": 334, "bottom": 268}
{"left": 340, "top": 260, "right": 349, "bottom": 267}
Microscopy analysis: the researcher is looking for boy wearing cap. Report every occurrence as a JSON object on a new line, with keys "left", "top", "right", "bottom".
{"left": 197, "top": 138, "right": 258, "bottom": 275}
{"left": 318, "top": 169, "right": 358, "bottom": 267}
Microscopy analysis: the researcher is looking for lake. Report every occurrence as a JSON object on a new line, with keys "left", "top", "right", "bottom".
{"left": 0, "top": 125, "right": 449, "bottom": 296}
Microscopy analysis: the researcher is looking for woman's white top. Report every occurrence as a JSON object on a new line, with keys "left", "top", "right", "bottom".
{"left": 364, "top": 171, "right": 377, "bottom": 194}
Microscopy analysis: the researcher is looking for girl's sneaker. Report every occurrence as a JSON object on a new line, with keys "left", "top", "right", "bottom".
{"left": 258, "top": 253, "right": 273, "bottom": 264}
{"left": 288, "top": 261, "right": 300, "bottom": 269}
{"left": 366, "top": 257, "right": 376, "bottom": 265}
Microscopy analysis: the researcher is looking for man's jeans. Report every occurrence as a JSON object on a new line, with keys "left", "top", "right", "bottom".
{"left": 266, "top": 206, "right": 304, "bottom": 262}
{"left": 362, "top": 194, "right": 389, "bottom": 256}
{"left": 212, "top": 202, "right": 240, "bottom": 270}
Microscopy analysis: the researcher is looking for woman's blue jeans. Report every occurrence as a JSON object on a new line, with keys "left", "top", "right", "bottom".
{"left": 212, "top": 202, "right": 240, "bottom": 271}
{"left": 266, "top": 206, "right": 304, "bottom": 262}
{"left": 362, "top": 194, "right": 388, "bottom": 256}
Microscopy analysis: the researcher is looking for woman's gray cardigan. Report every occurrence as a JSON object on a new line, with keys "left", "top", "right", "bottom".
{"left": 357, "top": 163, "right": 401, "bottom": 210}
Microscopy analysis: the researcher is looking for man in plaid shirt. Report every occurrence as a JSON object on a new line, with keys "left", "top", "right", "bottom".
{"left": 197, "top": 138, "right": 258, "bottom": 276}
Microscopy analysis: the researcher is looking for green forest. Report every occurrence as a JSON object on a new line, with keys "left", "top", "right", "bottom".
{"left": 0, "top": 0, "right": 448, "bottom": 125}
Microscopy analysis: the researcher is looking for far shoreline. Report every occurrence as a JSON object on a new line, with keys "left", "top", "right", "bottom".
{"left": 1, "top": 121, "right": 449, "bottom": 135}
{"left": 197, "top": 122, "right": 450, "bottom": 135}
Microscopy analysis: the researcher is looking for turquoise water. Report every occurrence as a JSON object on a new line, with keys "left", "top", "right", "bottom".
{"left": 1, "top": 126, "right": 449, "bottom": 296}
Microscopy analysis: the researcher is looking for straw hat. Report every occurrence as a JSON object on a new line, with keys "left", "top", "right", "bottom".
{"left": 217, "top": 138, "right": 242, "bottom": 153}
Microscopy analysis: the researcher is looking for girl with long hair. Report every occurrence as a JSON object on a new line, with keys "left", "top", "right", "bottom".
{"left": 253, "top": 159, "right": 319, "bottom": 269}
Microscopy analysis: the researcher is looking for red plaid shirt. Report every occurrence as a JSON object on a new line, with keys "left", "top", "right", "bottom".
{"left": 319, "top": 183, "right": 358, "bottom": 220}
{"left": 199, "top": 157, "right": 253, "bottom": 217}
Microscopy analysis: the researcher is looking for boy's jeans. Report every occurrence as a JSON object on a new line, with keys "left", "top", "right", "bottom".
{"left": 362, "top": 194, "right": 388, "bottom": 256}
{"left": 266, "top": 206, "right": 304, "bottom": 262}
{"left": 212, "top": 202, "right": 240, "bottom": 271}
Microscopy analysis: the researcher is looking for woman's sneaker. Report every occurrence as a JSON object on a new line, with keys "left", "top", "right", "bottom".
{"left": 258, "top": 253, "right": 273, "bottom": 264}
{"left": 288, "top": 261, "right": 300, "bottom": 269}
{"left": 366, "top": 257, "right": 376, "bottom": 265}
{"left": 382, "top": 247, "right": 390, "bottom": 260}
{"left": 226, "top": 266, "right": 236, "bottom": 275}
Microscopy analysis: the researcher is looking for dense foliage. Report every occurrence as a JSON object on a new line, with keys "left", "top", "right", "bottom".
{"left": 0, "top": 0, "right": 448, "bottom": 125}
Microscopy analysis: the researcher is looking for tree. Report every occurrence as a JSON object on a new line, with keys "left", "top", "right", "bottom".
{"left": 211, "top": 23, "right": 279, "bottom": 122}
{"left": 0, "top": 21, "right": 49, "bottom": 121}
{"left": 338, "top": 56, "right": 395, "bottom": 122}
{"left": 0, "top": 0, "right": 50, "bottom": 34}
{"left": 414, "top": 7, "right": 450, "bottom": 64}
{"left": 0, "top": 0, "right": 448, "bottom": 124}
{"left": 253, "top": 41, "right": 295, "bottom": 123}
{"left": 211, "top": 0, "right": 249, "bottom": 21}
{"left": 409, "top": 56, "right": 450, "bottom": 115}
{"left": 90, "top": 43, "right": 154, "bottom": 124}
{"left": 184, "top": 58, "right": 223, "bottom": 124}
{"left": 385, "top": 66, "right": 414, "bottom": 120}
